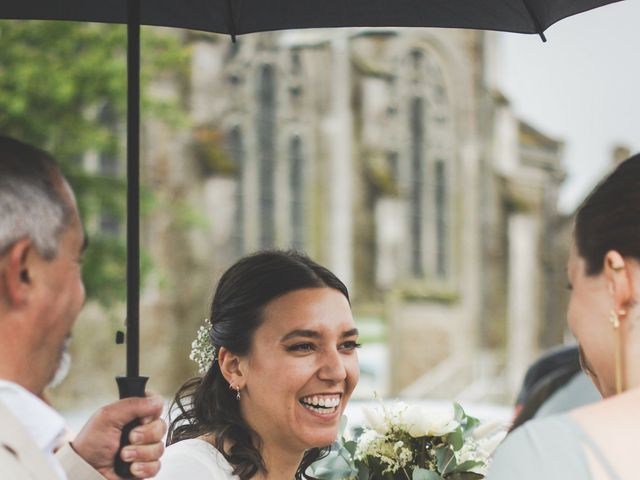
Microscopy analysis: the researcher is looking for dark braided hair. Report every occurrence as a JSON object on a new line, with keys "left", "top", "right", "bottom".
{"left": 167, "top": 250, "right": 350, "bottom": 479}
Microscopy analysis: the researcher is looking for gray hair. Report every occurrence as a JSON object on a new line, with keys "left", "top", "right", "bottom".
{"left": 0, "top": 136, "right": 72, "bottom": 260}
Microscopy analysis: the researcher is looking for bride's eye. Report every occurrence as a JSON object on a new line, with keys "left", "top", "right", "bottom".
{"left": 286, "top": 343, "right": 316, "bottom": 352}
{"left": 339, "top": 341, "right": 362, "bottom": 352}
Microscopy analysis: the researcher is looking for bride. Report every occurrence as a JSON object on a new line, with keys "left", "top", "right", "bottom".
{"left": 156, "top": 250, "right": 360, "bottom": 480}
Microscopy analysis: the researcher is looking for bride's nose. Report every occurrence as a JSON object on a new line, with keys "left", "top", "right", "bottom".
{"left": 318, "top": 347, "right": 347, "bottom": 382}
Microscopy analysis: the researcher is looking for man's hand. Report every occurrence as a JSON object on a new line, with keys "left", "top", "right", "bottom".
{"left": 71, "top": 393, "right": 166, "bottom": 479}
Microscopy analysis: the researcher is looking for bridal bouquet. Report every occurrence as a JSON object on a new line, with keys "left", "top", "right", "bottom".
{"left": 312, "top": 401, "right": 492, "bottom": 480}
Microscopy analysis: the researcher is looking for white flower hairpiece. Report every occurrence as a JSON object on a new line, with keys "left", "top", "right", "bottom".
{"left": 189, "top": 318, "right": 216, "bottom": 374}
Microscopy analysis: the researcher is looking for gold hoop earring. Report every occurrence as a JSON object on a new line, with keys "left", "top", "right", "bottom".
{"left": 609, "top": 309, "right": 626, "bottom": 394}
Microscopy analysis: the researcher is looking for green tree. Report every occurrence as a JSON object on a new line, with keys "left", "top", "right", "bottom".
{"left": 0, "top": 20, "right": 189, "bottom": 306}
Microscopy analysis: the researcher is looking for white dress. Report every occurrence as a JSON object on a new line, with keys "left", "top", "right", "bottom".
{"left": 156, "top": 438, "right": 239, "bottom": 480}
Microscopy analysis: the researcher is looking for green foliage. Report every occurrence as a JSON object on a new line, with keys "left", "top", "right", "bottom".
{"left": 310, "top": 416, "right": 361, "bottom": 480}
{"left": 1, "top": 23, "right": 109, "bottom": 150}
{"left": 0, "top": 20, "right": 188, "bottom": 306}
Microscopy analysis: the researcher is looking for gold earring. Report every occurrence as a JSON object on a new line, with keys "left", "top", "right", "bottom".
{"left": 608, "top": 309, "right": 626, "bottom": 394}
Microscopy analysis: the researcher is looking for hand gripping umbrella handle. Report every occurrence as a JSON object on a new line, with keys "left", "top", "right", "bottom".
{"left": 114, "top": 375, "right": 149, "bottom": 478}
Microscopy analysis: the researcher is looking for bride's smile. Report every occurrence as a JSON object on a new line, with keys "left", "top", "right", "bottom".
{"left": 233, "top": 287, "right": 360, "bottom": 453}
{"left": 299, "top": 393, "right": 342, "bottom": 415}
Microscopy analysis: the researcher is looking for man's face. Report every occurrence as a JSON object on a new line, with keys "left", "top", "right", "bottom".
{"left": 33, "top": 182, "right": 86, "bottom": 390}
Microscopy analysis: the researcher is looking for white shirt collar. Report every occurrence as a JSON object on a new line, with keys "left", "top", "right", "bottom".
{"left": 0, "top": 379, "right": 67, "bottom": 479}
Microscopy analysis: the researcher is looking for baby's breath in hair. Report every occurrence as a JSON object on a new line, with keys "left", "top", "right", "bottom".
{"left": 189, "top": 318, "right": 216, "bottom": 374}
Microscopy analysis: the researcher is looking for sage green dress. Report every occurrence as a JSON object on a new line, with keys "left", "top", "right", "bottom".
{"left": 486, "top": 415, "right": 621, "bottom": 480}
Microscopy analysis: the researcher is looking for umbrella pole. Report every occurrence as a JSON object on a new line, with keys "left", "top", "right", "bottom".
{"left": 126, "top": 0, "right": 141, "bottom": 381}
{"left": 115, "top": 0, "right": 148, "bottom": 476}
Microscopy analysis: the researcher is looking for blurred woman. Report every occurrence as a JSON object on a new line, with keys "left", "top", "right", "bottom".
{"left": 156, "top": 250, "right": 360, "bottom": 480}
{"left": 488, "top": 154, "right": 640, "bottom": 479}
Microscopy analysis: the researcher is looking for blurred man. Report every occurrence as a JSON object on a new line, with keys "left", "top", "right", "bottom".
{"left": 0, "top": 135, "right": 165, "bottom": 479}
{"left": 510, "top": 345, "right": 600, "bottom": 432}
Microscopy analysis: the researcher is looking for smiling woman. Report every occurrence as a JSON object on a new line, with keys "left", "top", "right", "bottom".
{"left": 159, "top": 250, "right": 359, "bottom": 480}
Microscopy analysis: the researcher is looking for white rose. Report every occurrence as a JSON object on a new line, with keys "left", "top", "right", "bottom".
{"left": 402, "top": 405, "right": 459, "bottom": 437}
{"left": 363, "top": 405, "right": 388, "bottom": 434}
{"left": 387, "top": 401, "right": 409, "bottom": 423}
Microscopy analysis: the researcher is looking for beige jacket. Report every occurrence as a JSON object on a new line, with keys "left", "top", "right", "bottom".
{"left": 0, "top": 401, "right": 103, "bottom": 480}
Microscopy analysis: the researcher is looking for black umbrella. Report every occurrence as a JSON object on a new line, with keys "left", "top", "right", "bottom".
{"left": 2, "top": 0, "right": 624, "bottom": 39}
{"left": 0, "top": 0, "right": 622, "bottom": 475}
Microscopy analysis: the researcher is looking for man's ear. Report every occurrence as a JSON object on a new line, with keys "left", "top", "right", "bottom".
{"left": 1, "top": 239, "right": 34, "bottom": 307}
{"left": 218, "top": 346, "right": 246, "bottom": 388}
{"left": 604, "top": 250, "right": 632, "bottom": 312}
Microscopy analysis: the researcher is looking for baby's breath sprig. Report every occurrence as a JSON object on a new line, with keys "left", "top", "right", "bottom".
{"left": 189, "top": 318, "right": 216, "bottom": 375}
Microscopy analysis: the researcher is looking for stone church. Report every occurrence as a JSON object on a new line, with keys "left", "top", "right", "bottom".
{"left": 61, "top": 27, "right": 569, "bottom": 407}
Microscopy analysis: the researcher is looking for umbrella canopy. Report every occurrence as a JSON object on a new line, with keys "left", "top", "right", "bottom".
{"left": 2, "top": 0, "right": 624, "bottom": 39}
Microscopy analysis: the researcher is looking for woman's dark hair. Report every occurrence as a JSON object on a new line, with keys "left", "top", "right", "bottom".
{"left": 167, "top": 250, "right": 350, "bottom": 480}
{"left": 575, "top": 153, "right": 640, "bottom": 275}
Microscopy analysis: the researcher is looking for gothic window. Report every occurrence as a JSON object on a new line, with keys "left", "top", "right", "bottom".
{"left": 435, "top": 159, "right": 448, "bottom": 279}
{"left": 228, "top": 126, "right": 245, "bottom": 256}
{"left": 402, "top": 47, "right": 454, "bottom": 282}
{"left": 256, "top": 64, "right": 277, "bottom": 248}
{"left": 409, "top": 96, "right": 425, "bottom": 277}
{"left": 411, "top": 49, "right": 423, "bottom": 77}
{"left": 290, "top": 50, "right": 302, "bottom": 75}
{"left": 387, "top": 151, "right": 400, "bottom": 185}
{"left": 289, "top": 136, "right": 305, "bottom": 250}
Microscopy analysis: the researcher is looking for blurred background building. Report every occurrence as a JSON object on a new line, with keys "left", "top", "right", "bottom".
{"left": 55, "top": 28, "right": 571, "bottom": 409}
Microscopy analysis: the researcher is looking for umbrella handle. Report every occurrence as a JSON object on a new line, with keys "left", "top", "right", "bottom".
{"left": 114, "top": 375, "right": 149, "bottom": 478}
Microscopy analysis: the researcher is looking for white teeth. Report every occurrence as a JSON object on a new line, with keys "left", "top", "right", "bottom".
{"left": 300, "top": 395, "right": 340, "bottom": 409}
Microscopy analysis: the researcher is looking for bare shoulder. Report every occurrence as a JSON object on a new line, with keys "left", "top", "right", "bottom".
{"left": 569, "top": 388, "right": 640, "bottom": 479}
{"left": 570, "top": 388, "right": 639, "bottom": 427}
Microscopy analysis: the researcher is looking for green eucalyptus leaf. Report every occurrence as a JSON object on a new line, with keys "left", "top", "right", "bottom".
{"left": 435, "top": 447, "right": 457, "bottom": 474}
{"left": 447, "top": 428, "right": 464, "bottom": 451}
{"left": 462, "top": 416, "right": 480, "bottom": 437}
{"left": 445, "top": 472, "right": 484, "bottom": 480}
{"left": 310, "top": 444, "right": 357, "bottom": 480}
{"left": 356, "top": 462, "right": 369, "bottom": 480}
{"left": 451, "top": 460, "right": 484, "bottom": 473}
{"left": 413, "top": 467, "right": 445, "bottom": 480}
{"left": 344, "top": 440, "right": 358, "bottom": 456}
{"left": 453, "top": 403, "right": 465, "bottom": 423}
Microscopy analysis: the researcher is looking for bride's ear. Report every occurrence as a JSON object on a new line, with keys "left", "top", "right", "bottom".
{"left": 218, "top": 346, "right": 246, "bottom": 388}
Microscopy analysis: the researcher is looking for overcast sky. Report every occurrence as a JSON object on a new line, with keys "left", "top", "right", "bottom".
{"left": 496, "top": 0, "right": 640, "bottom": 212}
